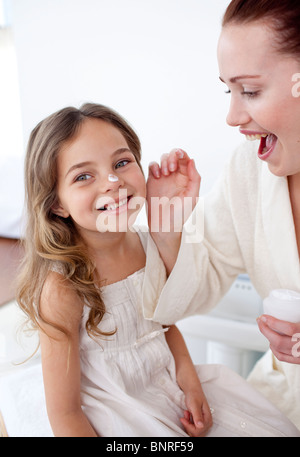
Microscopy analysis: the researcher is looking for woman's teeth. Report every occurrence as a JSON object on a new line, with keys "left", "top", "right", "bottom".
{"left": 245, "top": 133, "right": 268, "bottom": 141}
{"left": 99, "top": 198, "right": 128, "bottom": 211}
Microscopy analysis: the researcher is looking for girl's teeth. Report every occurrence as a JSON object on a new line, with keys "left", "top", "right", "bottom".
{"left": 245, "top": 133, "right": 268, "bottom": 141}
{"left": 108, "top": 198, "right": 128, "bottom": 211}
{"left": 100, "top": 198, "right": 128, "bottom": 211}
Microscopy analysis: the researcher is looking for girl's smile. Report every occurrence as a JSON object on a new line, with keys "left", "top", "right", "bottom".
{"left": 217, "top": 21, "right": 300, "bottom": 177}
{"left": 96, "top": 194, "right": 132, "bottom": 213}
{"left": 53, "top": 118, "right": 146, "bottom": 237}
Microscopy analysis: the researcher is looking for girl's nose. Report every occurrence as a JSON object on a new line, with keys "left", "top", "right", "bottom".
{"left": 101, "top": 172, "right": 124, "bottom": 192}
{"left": 226, "top": 97, "right": 251, "bottom": 127}
{"left": 108, "top": 174, "right": 119, "bottom": 183}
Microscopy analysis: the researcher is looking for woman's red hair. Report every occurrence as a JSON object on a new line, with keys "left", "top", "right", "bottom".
{"left": 223, "top": 0, "right": 300, "bottom": 58}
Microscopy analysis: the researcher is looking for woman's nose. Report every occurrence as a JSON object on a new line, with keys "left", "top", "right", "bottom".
{"left": 226, "top": 97, "right": 251, "bottom": 127}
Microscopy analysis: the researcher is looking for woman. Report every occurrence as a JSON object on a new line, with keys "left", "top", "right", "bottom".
{"left": 144, "top": 0, "right": 300, "bottom": 429}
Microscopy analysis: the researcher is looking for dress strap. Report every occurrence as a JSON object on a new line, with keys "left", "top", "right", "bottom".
{"left": 133, "top": 327, "right": 169, "bottom": 348}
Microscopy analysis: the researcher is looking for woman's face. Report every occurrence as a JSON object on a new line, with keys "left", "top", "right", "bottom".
{"left": 217, "top": 21, "right": 300, "bottom": 177}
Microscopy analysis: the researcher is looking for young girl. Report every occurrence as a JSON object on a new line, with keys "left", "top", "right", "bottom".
{"left": 17, "top": 103, "right": 299, "bottom": 437}
{"left": 146, "top": 0, "right": 300, "bottom": 430}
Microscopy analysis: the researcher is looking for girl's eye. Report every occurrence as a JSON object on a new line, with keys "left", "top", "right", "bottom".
{"left": 225, "top": 89, "right": 231, "bottom": 94}
{"left": 75, "top": 173, "right": 92, "bottom": 182}
{"left": 115, "top": 159, "right": 130, "bottom": 169}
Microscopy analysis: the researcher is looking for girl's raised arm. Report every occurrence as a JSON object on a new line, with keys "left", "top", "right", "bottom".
{"left": 146, "top": 149, "right": 201, "bottom": 275}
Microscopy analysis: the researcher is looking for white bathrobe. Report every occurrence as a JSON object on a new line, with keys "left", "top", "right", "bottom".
{"left": 142, "top": 140, "right": 300, "bottom": 429}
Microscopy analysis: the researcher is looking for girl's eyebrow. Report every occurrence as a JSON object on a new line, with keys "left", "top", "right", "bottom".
{"left": 65, "top": 148, "right": 132, "bottom": 178}
{"left": 65, "top": 161, "right": 93, "bottom": 178}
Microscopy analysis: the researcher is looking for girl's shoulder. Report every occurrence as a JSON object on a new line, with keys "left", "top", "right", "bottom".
{"left": 40, "top": 270, "right": 84, "bottom": 335}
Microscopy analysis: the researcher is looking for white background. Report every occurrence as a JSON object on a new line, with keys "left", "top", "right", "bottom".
{"left": 11, "top": 0, "right": 243, "bottom": 189}
{"left": 3, "top": 0, "right": 244, "bottom": 234}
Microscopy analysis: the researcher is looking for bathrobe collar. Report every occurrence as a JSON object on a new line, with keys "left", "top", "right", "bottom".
{"left": 261, "top": 162, "right": 300, "bottom": 288}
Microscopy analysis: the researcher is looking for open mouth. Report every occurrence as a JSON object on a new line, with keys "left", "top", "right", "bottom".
{"left": 243, "top": 132, "right": 278, "bottom": 160}
{"left": 257, "top": 133, "right": 278, "bottom": 159}
{"left": 97, "top": 196, "right": 131, "bottom": 212}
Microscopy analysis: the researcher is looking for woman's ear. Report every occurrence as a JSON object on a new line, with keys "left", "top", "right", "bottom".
{"left": 51, "top": 201, "right": 70, "bottom": 218}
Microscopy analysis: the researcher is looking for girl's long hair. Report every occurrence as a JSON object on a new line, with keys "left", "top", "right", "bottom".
{"left": 16, "top": 103, "right": 142, "bottom": 339}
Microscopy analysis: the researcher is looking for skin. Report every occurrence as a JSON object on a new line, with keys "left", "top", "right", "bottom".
{"left": 53, "top": 118, "right": 146, "bottom": 241}
{"left": 147, "top": 149, "right": 200, "bottom": 274}
{"left": 217, "top": 22, "right": 300, "bottom": 179}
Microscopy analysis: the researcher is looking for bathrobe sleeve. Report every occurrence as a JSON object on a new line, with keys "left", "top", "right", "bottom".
{"left": 142, "top": 145, "right": 251, "bottom": 325}
{"left": 142, "top": 141, "right": 300, "bottom": 429}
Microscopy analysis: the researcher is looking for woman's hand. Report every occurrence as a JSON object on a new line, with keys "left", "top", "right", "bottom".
{"left": 257, "top": 315, "right": 300, "bottom": 364}
{"left": 146, "top": 149, "right": 201, "bottom": 234}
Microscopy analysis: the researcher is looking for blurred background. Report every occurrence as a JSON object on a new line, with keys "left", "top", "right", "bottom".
{"left": 0, "top": 0, "right": 242, "bottom": 235}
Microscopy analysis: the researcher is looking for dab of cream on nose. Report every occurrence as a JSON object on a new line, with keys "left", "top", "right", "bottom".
{"left": 108, "top": 174, "right": 119, "bottom": 182}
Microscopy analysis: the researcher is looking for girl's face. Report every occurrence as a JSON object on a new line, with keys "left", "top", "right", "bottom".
{"left": 217, "top": 21, "right": 300, "bottom": 177}
{"left": 53, "top": 118, "right": 146, "bottom": 238}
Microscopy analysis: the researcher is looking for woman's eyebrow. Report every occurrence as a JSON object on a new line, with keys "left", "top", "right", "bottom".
{"left": 219, "top": 75, "right": 261, "bottom": 83}
{"left": 65, "top": 148, "right": 132, "bottom": 178}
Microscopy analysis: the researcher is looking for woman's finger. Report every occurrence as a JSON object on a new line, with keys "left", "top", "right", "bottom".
{"left": 258, "top": 314, "right": 299, "bottom": 336}
{"left": 257, "top": 316, "right": 300, "bottom": 363}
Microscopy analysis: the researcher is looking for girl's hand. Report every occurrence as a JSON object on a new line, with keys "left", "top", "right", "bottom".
{"left": 181, "top": 389, "right": 213, "bottom": 437}
{"left": 146, "top": 149, "right": 201, "bottom": 234}
{"left": 257, "top": 315, "right": 300, "bottom": 364}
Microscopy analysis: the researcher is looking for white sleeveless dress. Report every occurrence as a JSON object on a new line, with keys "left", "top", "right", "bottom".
{"left": 77, "top": 230, "right": 300, "bottom": 437}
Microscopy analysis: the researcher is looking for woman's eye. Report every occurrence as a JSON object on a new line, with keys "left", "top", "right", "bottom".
{"left": 224, "top": 88, "right": 259, "bottom": 98}
{"left": 75, "top": 173, "right": 92, "bottom": 182}
{"left": 242, "top": 90, "right": 259, "bottom": 99}
{"left": 115, "top": 159, "right": 129, "bottom": 169}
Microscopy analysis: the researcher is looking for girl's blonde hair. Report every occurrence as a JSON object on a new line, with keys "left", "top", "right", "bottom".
{"left": 17, "top": 103, "right": 142, "bottom": 339}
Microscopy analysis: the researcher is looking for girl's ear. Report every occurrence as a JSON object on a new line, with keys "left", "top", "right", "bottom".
{"left": 51, "top": 201, "right": 70, "bottom": 218}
